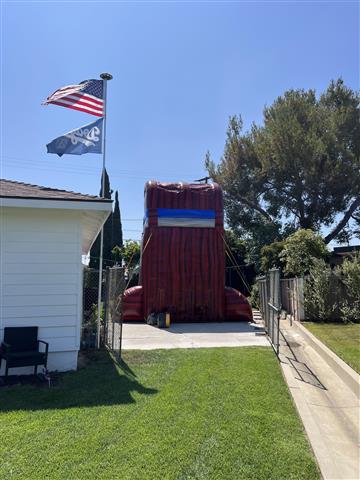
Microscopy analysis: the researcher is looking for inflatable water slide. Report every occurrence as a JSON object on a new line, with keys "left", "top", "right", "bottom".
{"left": 123, "top": 181, "right": 252, "bottom": 323}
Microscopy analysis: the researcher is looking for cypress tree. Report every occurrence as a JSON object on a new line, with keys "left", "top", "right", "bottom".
{"left": 112, "top": 190, "right": 123, "bottom": 264}
{"left": 89, "top": 169, "right": 113, "bottom": 269}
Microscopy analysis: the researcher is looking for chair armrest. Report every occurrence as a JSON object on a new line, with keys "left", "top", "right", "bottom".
{"left": 0, "top": 342, "right": 11, "bottom": 355}
{"left": 38, "top": 340, "right": 49, "bottom": 355}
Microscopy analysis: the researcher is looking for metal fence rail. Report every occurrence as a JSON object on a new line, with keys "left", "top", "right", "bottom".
{"left": 257, "top": 269, "right": 281, "bottom": 354}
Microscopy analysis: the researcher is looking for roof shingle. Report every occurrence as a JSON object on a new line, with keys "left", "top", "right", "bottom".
{"left": 0, "top": 179, "right": 112, "bottom": 203}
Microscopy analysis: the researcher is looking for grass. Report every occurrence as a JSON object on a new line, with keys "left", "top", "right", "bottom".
{"left": 304, "top": 322, "right": 360, "bottom": 374}
{"left": 0, "top": 348, "right": 319, "bottom": 480}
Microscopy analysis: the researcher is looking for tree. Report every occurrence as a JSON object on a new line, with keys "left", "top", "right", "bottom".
{"left": 111, "top": 245, "right": 123, "bottom": 265}
{"left": 352, "top": 209, "right": 360, "bottom": 240}
{"left": 223, "top": 230, "right": 255, "bottom": 293}
{"left": 112, "top": 190, "right": 123, "bottom": 264}
{"left": 121, "top": 240, "right": 141, "bottom": 267}
{"left": 280, "top": 229, "right": 329, "bottom": 277}
{"left": 260, "top": 240, "right": 286, "bottom": 272}
{"left": 224, "top": 229, "right": 247, "bottom": 268}
{"left": 206, "top": 79, "right": 360, "bottom": 247}
{"left": 119, "top": 240, "right": 141, "bottom": 287}
{"left": 89, "top": 169, "right": 113, "bottom": 269}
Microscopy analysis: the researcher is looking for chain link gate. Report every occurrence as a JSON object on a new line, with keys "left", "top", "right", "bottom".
{"left": 82, "top": 268, "right": 104, "bottom": 349}
{"left": 257, "top": 269, "right": 281, "bottom": 354}
{"left": 103, "top": 266, "right": 126, "bottom": 358}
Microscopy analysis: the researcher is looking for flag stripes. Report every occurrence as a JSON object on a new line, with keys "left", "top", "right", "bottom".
{"left": 43, "top": 79, "right": 104, "bottom": 117}
{"left": 51, "top": 99, "right": 103, "bottom": 117}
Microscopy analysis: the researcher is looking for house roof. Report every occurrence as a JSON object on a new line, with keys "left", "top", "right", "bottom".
{"left": 0, "top": 179, "right": 112, "bottom": 203}
{"left": 332, "top": 245, "right": 360, "bottom": 256}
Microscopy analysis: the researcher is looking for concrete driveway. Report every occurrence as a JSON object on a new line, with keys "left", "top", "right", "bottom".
{"left": 121, "top": 322, "right": 269, "bottom": 350}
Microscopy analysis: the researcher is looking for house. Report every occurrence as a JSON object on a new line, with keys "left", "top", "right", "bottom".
{"left": 329, "top": 245, "right": 360, "bottom": 268}
{"left": 0, "top": 179, "right": 112, "bottom": 375}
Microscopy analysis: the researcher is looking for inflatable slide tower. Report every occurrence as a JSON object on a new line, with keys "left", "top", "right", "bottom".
{"left": 123, "top": 181, "right": 252, "bottom": 323}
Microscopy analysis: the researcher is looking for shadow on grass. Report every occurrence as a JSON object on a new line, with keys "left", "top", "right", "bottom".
{"left": 0, "top": 350, "right": 158, "bottom": 412}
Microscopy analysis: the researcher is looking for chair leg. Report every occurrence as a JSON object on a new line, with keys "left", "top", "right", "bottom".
{"left": 5, "top": 363, "right": 8, "bottom": 377}
{"left": 34, "top": 365, "right": 38, "bottom": 375}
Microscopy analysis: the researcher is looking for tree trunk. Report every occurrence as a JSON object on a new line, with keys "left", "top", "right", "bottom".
{"left": 324, "top": 197, "right": 360, "bottom": 244}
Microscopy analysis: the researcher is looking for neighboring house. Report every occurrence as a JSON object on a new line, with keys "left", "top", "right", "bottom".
{"left": 329, "top": 245, "right": 360, "bottom": 268}
{"left": 0, "top": 179, "right": 112, "bottom": 375}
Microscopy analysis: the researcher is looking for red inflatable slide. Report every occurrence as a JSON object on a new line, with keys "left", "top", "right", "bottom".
{"left": 123, "top": 181, "right": 252, "bottom": 323}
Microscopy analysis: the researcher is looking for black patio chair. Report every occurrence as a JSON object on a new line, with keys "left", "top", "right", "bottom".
{"left": 0, "top": 326, "right": 49, "bottom": 377}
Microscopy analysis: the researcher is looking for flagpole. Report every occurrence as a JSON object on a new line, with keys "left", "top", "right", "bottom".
{"left": 97, "top": 72, "right": 113, "bottom": 349}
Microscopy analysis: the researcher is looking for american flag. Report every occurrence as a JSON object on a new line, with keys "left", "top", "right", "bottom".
{"left": 43, "top": 79, "right": 104, "bottom": 117}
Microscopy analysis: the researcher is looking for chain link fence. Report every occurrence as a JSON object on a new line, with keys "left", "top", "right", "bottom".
{"left": 82, "top": 268, "right": 103, "bottom": 349}
{"left": 104, "top": 266, "right": 126, "bottom": 357}
{"left": 257, "top": 269, "right": 281, "bottom": 354}
{"left": 81, "top": 266, "right": 126, "bottom": 356}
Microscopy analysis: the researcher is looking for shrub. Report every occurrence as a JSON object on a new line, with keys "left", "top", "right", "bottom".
{"left": 249, "top": 282, "right": 260, "bottom": 309}
{"left": 280, "top": 229, "right": 329, "bottom": 277}
{"left": 303, "top": 255, "right": 360, "bottom": 323}
{"left": 304, "top": 258, "right": 340, "bottom": 322}
{"left": 260, "top": 241, "right": 285, "bottom": 272}
{"left": 338, "top": 254, "right": 360, "bottom": 323}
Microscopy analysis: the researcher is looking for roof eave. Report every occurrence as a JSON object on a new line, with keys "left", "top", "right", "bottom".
{"left": 1, "top": 197, "right": 113, "bottom": 212}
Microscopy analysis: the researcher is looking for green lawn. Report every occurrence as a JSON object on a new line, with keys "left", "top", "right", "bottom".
{"left": 0, "top": 348, "right": 319, "bottom": 480}
{"left": 304, "top": 322, "right": 360, "bottom": 374}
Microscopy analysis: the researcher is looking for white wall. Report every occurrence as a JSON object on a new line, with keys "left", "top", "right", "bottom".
{"left": 0, "top": 207, "right": 83, "bottom": 374}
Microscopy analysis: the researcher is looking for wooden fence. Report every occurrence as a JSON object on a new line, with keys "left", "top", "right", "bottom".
{"left": 263, "top": 271, "right": 351, "bottom": 323}
{"left": 280, "top": 277, "right": 305, "bottom": 322}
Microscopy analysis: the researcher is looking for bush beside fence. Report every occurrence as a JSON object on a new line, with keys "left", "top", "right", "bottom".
{"left": 258, "top": 254, "right": 360, "bottom": 324}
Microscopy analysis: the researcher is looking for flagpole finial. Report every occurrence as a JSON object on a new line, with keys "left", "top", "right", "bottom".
{"left": 100, "top": 73, "right": 113, "bottom": 80}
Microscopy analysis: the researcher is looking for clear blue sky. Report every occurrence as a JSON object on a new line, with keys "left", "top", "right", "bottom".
{"left": 1, "top": 1, "right": 358, "bottom": 241}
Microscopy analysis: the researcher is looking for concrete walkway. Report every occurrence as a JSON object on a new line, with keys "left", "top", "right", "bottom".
{"left": 122, "top": 321, "right": 269, "bottom": 350}
{"left": 279, "top": 320, "right": 360, "bottom": 480}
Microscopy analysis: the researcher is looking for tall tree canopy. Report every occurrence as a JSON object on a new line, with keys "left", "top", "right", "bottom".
{"left": 206, "top": 79, "right": 360, "bottom": 247}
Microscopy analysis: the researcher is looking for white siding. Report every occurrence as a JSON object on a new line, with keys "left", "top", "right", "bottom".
{"left": 0, "top": 207, "right": 83, "bottom": 373}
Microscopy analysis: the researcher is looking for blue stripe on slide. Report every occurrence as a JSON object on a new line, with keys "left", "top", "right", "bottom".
{"left": 157, "top": 208, "right": 215, "bottom": 219}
